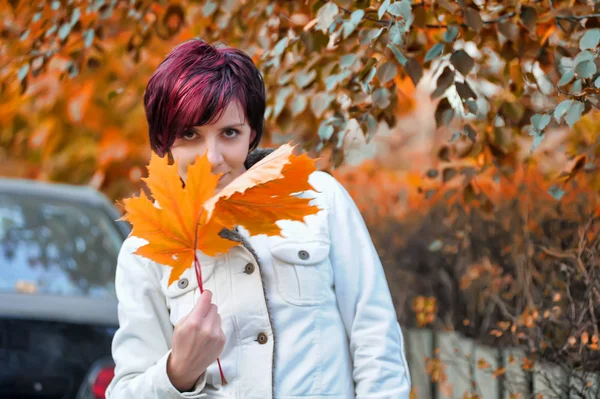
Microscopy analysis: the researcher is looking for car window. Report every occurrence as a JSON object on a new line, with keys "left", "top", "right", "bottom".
{"left": 0, "top": 193, "right": 123, "bottom": 298}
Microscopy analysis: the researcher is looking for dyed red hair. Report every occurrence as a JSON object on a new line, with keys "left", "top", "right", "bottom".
{"left": 143, "top": 39, "right": 266, "bottom": 157}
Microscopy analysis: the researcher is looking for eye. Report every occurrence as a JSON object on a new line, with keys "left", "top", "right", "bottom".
{"left": 222, "top": 129, "right": 240, "bottom": 139}
{"left": 182, "top": 129, "right": 197, "bottom": 140}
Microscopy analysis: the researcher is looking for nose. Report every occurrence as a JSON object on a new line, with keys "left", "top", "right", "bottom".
{"left": 206, "top": 141, "right": 224, "bottom": 170}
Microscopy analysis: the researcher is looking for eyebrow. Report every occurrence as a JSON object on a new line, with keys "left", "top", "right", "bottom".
{"left": 191, "top": 123, "right": 245, "bottom": 132}
{"left": 219, "top": 123, "right": 245, "bottom": 130}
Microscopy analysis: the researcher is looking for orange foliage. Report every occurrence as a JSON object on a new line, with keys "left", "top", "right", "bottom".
{"left": 122, "top": 144, "right": 319, "bottom": 285}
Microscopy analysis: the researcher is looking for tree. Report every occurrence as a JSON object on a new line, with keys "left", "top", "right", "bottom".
{"left": 1, "top": 0, "right": 598, "bottom": 202}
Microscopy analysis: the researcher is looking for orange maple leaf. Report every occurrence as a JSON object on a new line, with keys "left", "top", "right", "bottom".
{"left": 205, "top": 143, "right": 320, "bottom": 236}
{"left": 121, "top": 142, "right": 319, "bottom": 286}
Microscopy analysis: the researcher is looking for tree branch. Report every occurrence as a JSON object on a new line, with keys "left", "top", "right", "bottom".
{"left": 556, "top": 13, "right": 600, "bottom": 21}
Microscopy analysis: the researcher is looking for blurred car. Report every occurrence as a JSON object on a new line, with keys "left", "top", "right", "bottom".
{"left": 0, "top": 178, "right": 130, "bottom": 399}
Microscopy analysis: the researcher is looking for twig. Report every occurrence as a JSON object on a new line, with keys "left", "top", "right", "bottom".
{"left": 540, "top": 246, "right": 576, "bottom": 260}
{"left": 556, "top": 13, "right": 600, "bottom": 21}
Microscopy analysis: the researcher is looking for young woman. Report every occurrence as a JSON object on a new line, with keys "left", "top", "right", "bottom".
{"left": 106, "top": 39, "right": 411, "bottom": 399}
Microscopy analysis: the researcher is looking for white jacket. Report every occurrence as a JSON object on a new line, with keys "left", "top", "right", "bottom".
{"left": 106, "top": 165, "right": 411, "bottom": 399}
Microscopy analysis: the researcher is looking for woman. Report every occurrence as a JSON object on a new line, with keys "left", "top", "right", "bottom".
{"left": 106, "top": 39, "right": 411, "bottom": 399}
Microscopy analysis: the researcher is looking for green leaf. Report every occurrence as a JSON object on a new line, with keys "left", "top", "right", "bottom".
{"left": 444, "top": 25, "right": 459, "bottom": 42}
{"left": 554, "top": 99, "right": 573, "bottom": 123}
{"left": 387, "top": 0, "right": 412, "bottom": 20}
{"left": 579, "top": 28, "right": 600, "bottom": 50}
{"left": 574, "top": 50, "right": 595, "bottom": 66}
{"left": 520, "top": 6, "right": 537, "bottom": 32}
{"left": 58, "top": 23, "right": 71, "bottom": 40}
{"left": 595, "top": 76, "right": 600, "bottom": 88}
{"left": 291, "top": 95, "right": 308, "bottom": 116}
{"left": 341, "top": 54, "right": 357, "bottom": 69}
{"left": 325, "top": 70, "right": 351, "bottom": 91}
{"left": 359, "top": 28, "right": 384, "bottom": 45}
{"left": 428, "top": 240, "right": 443, "bottom": 252}
{"left": 316, "top": 2, "right": 339, "bottom": 33}
{"left": 565, "top": 101, "right": 584, "bottom": 128}
{"left": 571, "top": 79, "right": 583, "bottom": 94}
{"left": 70, "top": 7, "right": 81, "bottom": 26}
{"left": 425, "top": 43, "right": 444, "bottom": 62}
{"left": 389, "top": 23, "right": 403, "bottom": 45}
{"left": 372, "top": 88, "right": 391, "bottom": 108}
{"left": 466, "top": 100, "right": 478, "bottom": 114}
{"left": 378, "top": 0, "right": 391, "bottom": 20}
{"left": 465, "top": 7, "right": 483, "bottom": 32}
{"left": 388, "top": 43, "right": 407, "bottom": 66}
{"left": 404, "top": 58, "right": 423, "bottom": 86}
{"left": 295, "top": 69, "right": 316, "bottom": 88}
{"left": 464, "top": 124, "right": 477, "bottom": 141}
{"left": 575, "top": 60, "right": 597, "bottom": 79}
{"left": 528, "top": 128, "right": 544, "bottom": 152}
{"left": 558, "top": 69, "right": 574, "bottom": 87}
{"left": 377, "top": 61, "right": 397, "bottom": 84}
{"left": 274, "top": 87, "right": 293, "bottom": 117}
{"left": 18, "top": 64, "right": 29, "bottom": 81}
{"left": 84, "top": 29, "right": 95, "bottom": 48}
{"left": 498, "top": 21, "right": 519, "bottom": 42}
{"left": 311, "top": 92, "right": 335, "bottom": 118}
{"left": 531, "top": 113, "right": 551, "bottom": 131}
{"left": 366, "top": 113, "right": 377, "bottom": 140}
{"left": 450, "top": 50, "right": 475, "bottom": 76}
{"left": 455, "top": 81, "right": 477, "bottom": 100}
{"left": 363, "top": 66, "right": 377, "bottom": 92}
{"left": 435, "top": 98, "right": 454, "bottom": 127}
{"left": 431, "top": 66, "right": 455, "bottom": 99}
{"left": 342, "top": 10, "right": 364, "bottom": 39}
{"left": 273, "top": 37, "right": 288, "bottom": 56}
{"left": 202, "top": 0, "right": 218, "bottom": 17}
{"left": 351, "top": 9, "right": 364, "bottom": 25}
{"left": 318, "top": 121, "right": 335, "bottom": 141}
{"left": 548, "top": 185, "right": 565, "bottom": 200}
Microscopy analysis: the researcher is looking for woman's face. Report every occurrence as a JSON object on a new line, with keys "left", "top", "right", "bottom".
{"left": 170, "top": 100, "right": 256, "bottom": 192}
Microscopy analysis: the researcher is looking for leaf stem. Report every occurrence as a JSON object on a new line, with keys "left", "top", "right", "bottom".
{"left": 193, "top": 209, "right": 227, "bottom": 386}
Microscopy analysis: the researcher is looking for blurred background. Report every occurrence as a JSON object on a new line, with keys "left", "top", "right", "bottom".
{"left": 1, "top": 0, "right": 599, "bottom": 398}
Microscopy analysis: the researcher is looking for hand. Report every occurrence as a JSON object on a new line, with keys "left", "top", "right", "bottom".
{"left": 167, "top": 290, "right": 226, "bottom": 392}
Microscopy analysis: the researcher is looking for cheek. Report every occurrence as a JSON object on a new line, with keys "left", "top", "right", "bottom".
{"left": 223, "top": 141, "right": 250, "bottom": 170}
{"left": 171, "top": 147, "right": 198, "bottom": 176}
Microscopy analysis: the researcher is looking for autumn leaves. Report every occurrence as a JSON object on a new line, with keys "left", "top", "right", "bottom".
{"left": 121, "top": 143, "right": 319, "bottom": 285}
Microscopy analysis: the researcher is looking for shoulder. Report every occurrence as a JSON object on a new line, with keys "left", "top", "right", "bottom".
{"left": 308, "top": 170, "right": 353, "bottom": 209}
{"left": 116, "top": 235, "right": 164, "bottom": 288}
{"left": 309, "top": 171, "right": 346, "bottom": 198}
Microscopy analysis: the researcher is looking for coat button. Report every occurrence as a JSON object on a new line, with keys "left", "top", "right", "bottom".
{"left": 298, "top": 250, "right": 310, "bottom": 260}
{"left": 244, "top": 263, "right": 255, "bottom": 274}
{"left": 177, "top": 278, "right": 189, "bottom": 289}
{"left": 257, "top": 332, "right": 268, "bottom": 345}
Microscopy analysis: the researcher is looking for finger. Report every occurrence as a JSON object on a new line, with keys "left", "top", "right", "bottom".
{"left": 193, "top": 290, "right": 213, "bottom": 319}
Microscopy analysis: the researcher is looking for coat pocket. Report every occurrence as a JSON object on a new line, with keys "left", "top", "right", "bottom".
{"left": 269, "top": 238, "right": 331, "bottom": 306}
{"left": 163, "top": 262, "right": 215, "bottom": 325}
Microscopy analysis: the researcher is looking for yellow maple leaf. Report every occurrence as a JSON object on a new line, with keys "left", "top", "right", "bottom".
{"left": 121, "top": 142, "right": 319, "bottom": 286}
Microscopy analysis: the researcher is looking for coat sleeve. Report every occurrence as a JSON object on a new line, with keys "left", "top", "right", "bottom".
{"left": 106, "top": 236, "right": 208, "bottom": 399}
{"left": 323, "top": 173, "right": 411, "bottom": 398}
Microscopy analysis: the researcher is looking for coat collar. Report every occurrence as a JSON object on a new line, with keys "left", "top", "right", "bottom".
{"left": 244, "top": 147, "right": 275, "bottom": 170}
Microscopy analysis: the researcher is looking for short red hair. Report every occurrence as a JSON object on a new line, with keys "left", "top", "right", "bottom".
{"left": 143, "top": 39, "right": 266, "bottom": 157}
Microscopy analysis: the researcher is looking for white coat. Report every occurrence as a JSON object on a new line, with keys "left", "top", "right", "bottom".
{"left": 106, "top": 149, "right": 411, "bottom": 399}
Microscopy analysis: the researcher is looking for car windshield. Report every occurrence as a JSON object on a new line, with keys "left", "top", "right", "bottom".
{"left": 0, "top": 192, "right": 123, "bottom": 299}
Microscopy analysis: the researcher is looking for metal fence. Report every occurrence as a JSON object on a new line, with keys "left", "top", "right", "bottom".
{"left": 404, "top": 329, "right": 600, "bottom": 399}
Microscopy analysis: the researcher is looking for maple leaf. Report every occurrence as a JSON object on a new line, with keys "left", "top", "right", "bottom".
{"left": 204, "top": 143, "right": 320, "bottom": 236}
{"left": 121, "top": 142, "right": 319, "bottom": 286}
{"left": 121, "top": 153, "right": 237, "bottom": 286}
